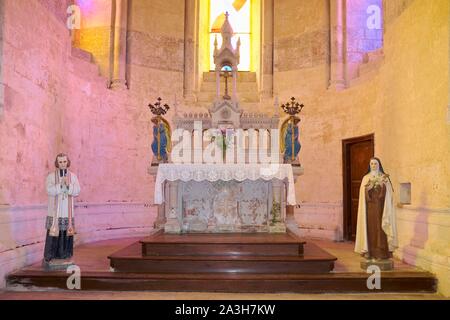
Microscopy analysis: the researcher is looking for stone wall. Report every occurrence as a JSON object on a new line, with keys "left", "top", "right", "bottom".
{"left": 0, "top": 203, "right": 152, "bottom": 288}
{"left": 274, "top": 0, "right": 348, "bottom": 239}
{"left": 127, "top": 0, "right": 184, "bottom": 97}
{"left": 0, "top": 0, "right": 448, "bottom": 296}
{"left": 0, "top": 0, "right": 4, "bottom": 117}
{"left": 274, "top": 0, "right": 329, "bottom": 73}
{"left": 0, "top": 0, "right": 185, "bottom": 287}
{"left": 376, "top": 0, "right": 449, "bottom": 296}
{"left": 273, "top": 0, "right": 449, "bottom": 296}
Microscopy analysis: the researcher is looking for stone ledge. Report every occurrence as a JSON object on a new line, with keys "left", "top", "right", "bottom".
{"left": 297, "top": 227, "right": 340, "bottom": 241}
{"left": 74, "top": 227, "right": 153, "bottom": 246}
{"left": 0, "top": 241, "right": 43, "bottom": 267}
{"left": 0, "top": 83, "right": 4, "bottom": 118}
{"left": 395, "top": 244, "right": 450, "bottom": 297}
{"left": 287, "top": 222, "right": 339, "bottom": 241}
{"left": 0, "top": 242, "right": 43, "bottom": 288}
{"left": 292, "top": 202, "right": 343, "bottom": 241}
{"left": 296, "top": 202, "right": 343, "bottom": 210}
{"left": 0, "top": 227, "right": 156, "bottom": 289}
{"left": 71, "top": 47, "right": 93, "bottom": 63}
{"left": 0, "top": 201, "right": 156, "bottom": 211}
{"left": 396, "top": 207, "right": 450, "bottom": 227}
{"left": 0, "top": 203, "right": 156, "bottom": 253}
{"left": 397, "top": 204, "right": 450, "bottom": 213}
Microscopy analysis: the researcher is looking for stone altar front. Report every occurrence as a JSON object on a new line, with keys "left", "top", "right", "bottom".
{"left": 154, "top": 164, "right": 297, "bottom": 234}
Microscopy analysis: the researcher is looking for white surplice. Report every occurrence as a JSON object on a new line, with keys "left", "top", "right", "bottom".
{"left": 46, "top": 170, "right": 81, "bottom": 223}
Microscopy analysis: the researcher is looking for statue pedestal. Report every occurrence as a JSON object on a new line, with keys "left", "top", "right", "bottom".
{"left": 43, "top": 259, "right": 74, "bottom": 271}
{"left": 360, "top": 259, "right": 394, "bottom": 271}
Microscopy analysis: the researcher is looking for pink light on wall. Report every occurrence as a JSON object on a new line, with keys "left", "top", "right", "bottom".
{"left": 346, "top": 0, "right": 383, "bottom": 63}
{"left": 75, "top": 0, "right": 111, "bottom": 27}
{"left": 76, "top": 0, "right": 94, "bottom": 12}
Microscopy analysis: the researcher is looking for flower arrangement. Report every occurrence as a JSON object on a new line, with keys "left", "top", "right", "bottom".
{"left": 366, "top": 174, "right": 389, "bottom": 190}
{"left": 212, "top": 128, "right": 234, "bottom": 160}
{"left": 214, "top": 128, "right": 228, "bottom": 151}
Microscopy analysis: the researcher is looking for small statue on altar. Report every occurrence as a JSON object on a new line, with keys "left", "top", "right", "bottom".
{"left": 149, "top": 97, "right": 171, "bottom": 163}
{"left": 355, "top": 157, "right": 398, "bottom": 270}
{"left": 281, "top": 116, "right": 301, "bottom": 163}
{"left": 151, "top": 116, "right": 171, "bottom": 163}
{"left": 280, "top": 97, "right": 304, "bottom": 164}
{"left": 43, "top": 153, "right": 81, "bottom": 269}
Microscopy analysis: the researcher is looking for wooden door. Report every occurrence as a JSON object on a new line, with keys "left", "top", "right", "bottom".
{"left": 342, "top": 135, "right": 374, "bottom": 241}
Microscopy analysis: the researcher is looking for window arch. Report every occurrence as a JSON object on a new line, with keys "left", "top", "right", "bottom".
{"left": 72, "top": 0, "right": 114, "bottom": 78}
{"left": 346, "top": 0, "right": 384, "bottom": 80}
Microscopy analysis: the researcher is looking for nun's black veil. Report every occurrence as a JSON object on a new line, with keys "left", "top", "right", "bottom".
{"left": 366, "top": 157, "right": 386, "bottom": 174}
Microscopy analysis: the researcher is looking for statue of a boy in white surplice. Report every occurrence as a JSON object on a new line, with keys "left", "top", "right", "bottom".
{"left": 43, "top": 153, "right": 81, "bottom": 269}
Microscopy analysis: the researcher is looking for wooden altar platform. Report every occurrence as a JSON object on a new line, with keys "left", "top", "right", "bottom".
{"left": 109, "top": 231, "right": 334, "bottom": 274}
{"left": 7, "top": 232, "right": 437, "bottom": 294}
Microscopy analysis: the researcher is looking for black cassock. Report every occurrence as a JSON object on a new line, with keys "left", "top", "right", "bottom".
{"left": 43, "top": 216, "right": 74, "bottom": 262}
{"left": 44, "top": 229, "right": 74, "bottom": 262}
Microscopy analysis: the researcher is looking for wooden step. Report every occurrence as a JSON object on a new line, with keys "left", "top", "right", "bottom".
{"left": 140, "top": 231, "right": 305, "bottom": 256}
{"left": 7, "top": 270, "right": 437, "bottom": 294}
{"left": 108, "top": 242, "right": 335, "bottom": 274}
{"left": 6, "top": 233, "right": 437, "bottom": 294}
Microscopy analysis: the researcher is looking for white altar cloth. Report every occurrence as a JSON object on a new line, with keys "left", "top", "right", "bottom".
{"left": 154, "top": 164, "right": 297, "bottom": 205}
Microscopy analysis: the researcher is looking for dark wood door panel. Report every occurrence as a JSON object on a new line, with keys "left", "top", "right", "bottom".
{"left": 343, "top": 135, "right": 374, "bottom": 241}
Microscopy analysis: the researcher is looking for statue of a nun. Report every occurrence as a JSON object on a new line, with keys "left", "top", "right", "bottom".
{"left": 355, "top": 157, "right": 398, "bottom": 270}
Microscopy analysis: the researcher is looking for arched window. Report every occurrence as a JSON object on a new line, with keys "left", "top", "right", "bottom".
{"left": 346, "top": 0, "right": 384, "bottom": 80}
{"left": 72, "top": 0, "right": 114, "bottom": 78}
{"left": 209, "top": 0, "right": 251, "bottom": 71}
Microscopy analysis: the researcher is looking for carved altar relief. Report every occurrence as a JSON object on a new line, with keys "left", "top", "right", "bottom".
{"left": 213, "top": 181, "right": 239, "bottom": 231}
{"left": 179, "top": 180, "right": 271, "bottom": 233}
{"left": 238, "top": 180, "right": 270, "bottom": 228}
{"left": 180, "top": 181, "right": 215, "bottom": 232}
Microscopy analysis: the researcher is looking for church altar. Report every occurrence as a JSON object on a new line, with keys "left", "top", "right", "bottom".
{"left": 148, "top": 14, "right": 304, "bottom": 235}
{"left": 154, "top": 163, "right": 296, "bottom": 233}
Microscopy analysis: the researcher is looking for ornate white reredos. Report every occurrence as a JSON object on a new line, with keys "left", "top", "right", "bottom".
{"left": 173, "top": 12, "right": 279, "bottom": 131}
{"left": 173, "top": 99, "right": 279, "bottom": 131}
{"left": 212, "top": 12, "right": 241, "bottom": 102}
{"left": 213, "top": 12, "right": 240, "bottom": 71}
{"left": 210, "top": 99, "right": 242, "bottom": 128}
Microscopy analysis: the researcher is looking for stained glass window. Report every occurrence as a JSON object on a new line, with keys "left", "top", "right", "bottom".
{"left": 210, "top": 0, "right": 251, "bottom": 71}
